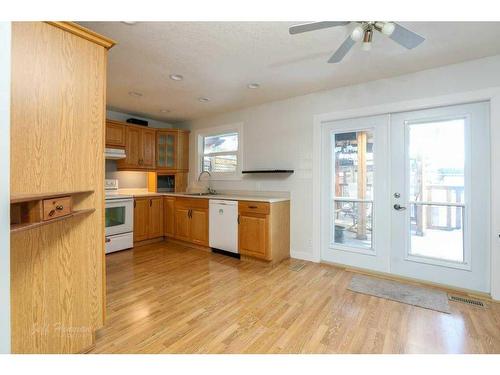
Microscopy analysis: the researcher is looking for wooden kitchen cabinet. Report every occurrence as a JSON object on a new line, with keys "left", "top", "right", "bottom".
{"left": 142, "top": 128, "right": 156, "bottom": 168}
{"left": 148, "top": 196, "right": 164, "bottom": 238}
{"left": 238, "top": 200, "right": 290, "bottom": 263}
{"left": 134, "top": 197, "right": 163, "bottom": 243}
{"left": 190, "top": 208, "right": 209, "bottom": 245}
{"left": 117, "top": 124, "right": 156, "bottom": 170}
{"left": 133, "top": 198, "right": 149, "bottom": 242}
{"left": 172, "top": 197, "right": 209, "bottom": 246}
{"left": 174, "top": 207, "right": 191, "bottom": 242}
{"left": 105, "top": 120, "right": 126, "bottom": 147}
{"left": 239, "top": 213, "right": 269, "bottom": 259}
{"left": 10, "top": 22, "right": 114, "bottom": 353}
{"left": 163, "top": 197, "right": 175, "bottom": 237}
{"left": 156, "top": 129, "right": 190, "bottom": 171}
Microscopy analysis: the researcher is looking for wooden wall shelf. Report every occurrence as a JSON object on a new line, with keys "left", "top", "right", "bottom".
{"left": 11, "top": 208, "right": 96, "bottom": 233}
{"left": 10, "top": 190, "right": 95, "bottom": 233}
{"left": 11, "top": 190, "right": 94, "bottom": 204}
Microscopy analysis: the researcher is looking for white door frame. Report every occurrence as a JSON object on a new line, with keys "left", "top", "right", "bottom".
{"left": 320, "top": 115, "right": 391, "bottom": 273}
{"left": 312, "top": 87, "right": 500, "bottom": 300}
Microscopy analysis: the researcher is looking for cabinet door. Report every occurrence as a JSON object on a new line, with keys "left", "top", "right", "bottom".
{"left": 134, "top": 198, "right": 149, "bottom": 242}
{"left": 190, "top": 208, "right": 209, "bottom": 246}
{"left": 157, "top": 131, "right": 177, "bottom": 170}
{"left": 105, "top": 121, "right": 126, "bottom": 147}
{"left": 175, "top": 207, "right": 191, "bottom": 242}
{"left": 148, "top": 197, "right": 163, "bottom": 239}
{"left": 177, "top": 131, "right": 190, "bottom": 171}
{"left": 239, "top": 213, "right": 269, "bottom": 259}
{"left": 175, "top": 172, "right": 188, "bottom": 193}
{"left": 164, "top": 197, "right": 175, "bottom": 237}
{"left": 119, "top": 126, "right": 141, "bottom": 168}
{"left": 141, "top": 128, "right": 156, "bottom": 168}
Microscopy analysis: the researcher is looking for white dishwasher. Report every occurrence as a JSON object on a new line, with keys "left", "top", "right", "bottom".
{"left": 209, "top": 199, "right": 238, "bottom": 254}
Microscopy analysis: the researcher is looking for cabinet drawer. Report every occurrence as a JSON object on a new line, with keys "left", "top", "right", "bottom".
{"left": 42, "top": 196, "right": 72, "bottom": 221}
{"left": 175, "top": 197, "right": 209, "bottom": 210}
{"left": 238, "top": 201, "right": 270, "bottom": 215}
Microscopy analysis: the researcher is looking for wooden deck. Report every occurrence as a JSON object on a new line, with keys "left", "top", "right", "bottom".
{"left": 91, "top": 241, "right": 500, "bottom": 354}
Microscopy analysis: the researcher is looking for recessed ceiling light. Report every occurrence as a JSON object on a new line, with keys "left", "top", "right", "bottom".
{"left": 128, "top": 91, "right": 143, "bottom": 97}
{"left": 247, "top": 83, "right": 260, "bottom": 89}
{"left": 160, "top": 109, "right": 170, "bottom": 113}
{"left": 169, "top": 74, "right": 184, "bottom": 81}
{"left": 122, "top": 21, "right": 137, "bottom": 25}
{"left": 198, "top": 97, "right": 210, "bottom": 103}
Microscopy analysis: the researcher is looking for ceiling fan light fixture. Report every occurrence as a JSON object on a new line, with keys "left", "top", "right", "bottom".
{"left": 381, "top": 22, "right": 395, "bottom": 36}
{"left": 351, "top": 26, "right": 364, "bottom": 42}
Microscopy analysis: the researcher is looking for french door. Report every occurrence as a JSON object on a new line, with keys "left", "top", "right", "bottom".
{"left": 321, "top": 102, "right": 490, "bottom": 292}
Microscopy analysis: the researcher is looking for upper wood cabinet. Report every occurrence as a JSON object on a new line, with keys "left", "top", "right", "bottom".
{"left": 116, "top": 124, "right": 156, "bottom": 170}
{"left": 156, "top": 129, "right": 190, "bottom": 171}
{"left": 105, "top": 120, "right": 126, "bottom": 147}
{"left": 142, "top": 128, "right": 156, "bottom": 168}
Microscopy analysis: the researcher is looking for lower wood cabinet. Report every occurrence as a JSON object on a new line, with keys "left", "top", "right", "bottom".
{"left": 163, "top": 197, "right": 175, "bottom": 237}
{"left": 239, "top": 213, "right": 269, "bottom": 259}
{"left": 134, "top": 196, "right": 163, "bottom": 243}
{"left": 171, "top": 197, "right": 209, "bottom": 246}
{"left": 163, "top": 196, "right": 290, "bottom": 263}
{"left": 238, "top": 200, "right": 290, "bottom": 263}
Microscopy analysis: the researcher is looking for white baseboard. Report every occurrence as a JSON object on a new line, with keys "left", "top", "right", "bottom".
{"left": 290, "top": 250, "right": 320, "bottom": 263}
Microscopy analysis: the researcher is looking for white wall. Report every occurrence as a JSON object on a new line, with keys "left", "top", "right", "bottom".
{"left": 182, "top": 55, "right": 500, "bottom": 265}
{"left": 0, "top": 22, "right": 11, "bottom": 354}
{"left": 106, "top": 109, "right": 174, "bottom": 129}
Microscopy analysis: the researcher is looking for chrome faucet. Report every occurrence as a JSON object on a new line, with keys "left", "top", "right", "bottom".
{"left": 197, "top": 171, "right": 216, "bottom": 195}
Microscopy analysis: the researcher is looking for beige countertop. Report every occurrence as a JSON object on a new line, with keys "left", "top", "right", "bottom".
{"left": 117, "top": 189, "right": 290, "bottom": 203}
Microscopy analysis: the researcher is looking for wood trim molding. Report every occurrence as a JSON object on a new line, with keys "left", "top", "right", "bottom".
{"left": 45, "top": 22, "right": 116, "bottom": 49}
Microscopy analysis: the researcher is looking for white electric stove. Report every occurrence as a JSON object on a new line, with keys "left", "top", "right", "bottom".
{"left": 105, "top": 179, "right": 134, "bottom": 253}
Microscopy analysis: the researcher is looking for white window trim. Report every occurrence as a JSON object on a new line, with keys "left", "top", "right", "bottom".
{"left": 195, "top": 122, "right": 244, "bottom": 181}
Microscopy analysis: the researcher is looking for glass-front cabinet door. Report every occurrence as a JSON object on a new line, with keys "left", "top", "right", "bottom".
{"left": 157, "top": 131, "right": 177, "bottom": 170}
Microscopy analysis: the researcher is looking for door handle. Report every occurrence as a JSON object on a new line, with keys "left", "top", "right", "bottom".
{"left": 237, "top": 214, "right": 240, "bottom": 224}
{"left": 393, "top": 204, "right": 407, "bottom": 211}
{"left": 150, "top": 199, "right": 152, "bottom": 207}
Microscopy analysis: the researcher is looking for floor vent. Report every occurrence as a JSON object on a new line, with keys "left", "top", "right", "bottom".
{"left": 289, "top": 263, "right": 306, "bottom": 272}
{"left": 448, "top": 295, "right": 485, "bottom": 308}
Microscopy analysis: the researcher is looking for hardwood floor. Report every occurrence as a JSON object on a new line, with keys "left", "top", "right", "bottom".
{"left": 91, "top": 241, "right": 500, "bottom": 354}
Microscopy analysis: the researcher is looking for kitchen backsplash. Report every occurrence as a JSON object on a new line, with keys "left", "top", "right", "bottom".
{"left": 105, "top": 160, "right": 148, "bottom": 189}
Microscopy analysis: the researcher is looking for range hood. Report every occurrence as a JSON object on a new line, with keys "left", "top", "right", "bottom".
{"left": 105, "top": 147, "right": 126, "bottom": 160}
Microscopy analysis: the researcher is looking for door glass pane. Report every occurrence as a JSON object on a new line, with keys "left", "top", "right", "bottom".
{"left": 332, "top": 130, "right": 374, "bottom": 250}
{"left": 105, "top": 206, "right": 126, "bottom": 228}
{"left": 333, "top": 200, "right": 373, "bottom": 249}
{"left": 410, "top": 204, "right": 464, "bottom": 262}
{"left": 408, "top": 118, "right": 465, "bottom": 263}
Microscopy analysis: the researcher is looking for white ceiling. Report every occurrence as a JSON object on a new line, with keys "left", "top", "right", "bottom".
{"left": 79, "top": 21, "right": 500, "bottom": 123}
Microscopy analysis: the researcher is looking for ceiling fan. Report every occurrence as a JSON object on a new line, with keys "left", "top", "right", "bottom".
{"left": 289, "top": 21, "right": 425, "bottom": 63}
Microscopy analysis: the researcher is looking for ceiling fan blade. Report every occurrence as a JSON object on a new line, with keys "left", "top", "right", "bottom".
{"left": 328, "top": 36, "right": 355, "bottom": 63}
{"left": 389, "top": 23, "right": 425, "bottom": 49}
{"left": 289, "top": 21, "right": 350, "bottom": 35}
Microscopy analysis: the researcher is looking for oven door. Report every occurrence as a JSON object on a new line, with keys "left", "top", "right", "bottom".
{"left": 105, "top": 198, "right": 133, "bottom": 236}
